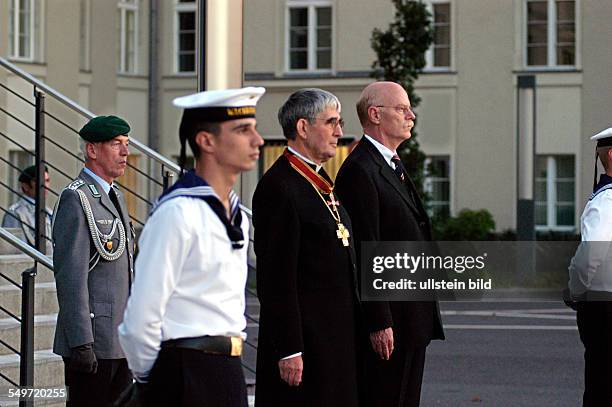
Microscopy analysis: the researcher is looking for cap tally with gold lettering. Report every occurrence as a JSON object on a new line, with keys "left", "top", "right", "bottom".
{"left": 591, "top": 127, "right": 612, "bottom": 191}
{"left": 173, "top": 87, "right": 266, "bottom": 171}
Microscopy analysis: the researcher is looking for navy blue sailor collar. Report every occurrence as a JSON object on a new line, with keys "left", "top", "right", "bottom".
{"left": 590, "top": 174, "right": 612, "bottom": 201}
{"left": 151, "top": 170, "right": 244, "bottom": 249}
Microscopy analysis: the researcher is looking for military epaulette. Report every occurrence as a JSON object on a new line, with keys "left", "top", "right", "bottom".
{"left": 67, "top": 179, "right": 86, "bottom": 191}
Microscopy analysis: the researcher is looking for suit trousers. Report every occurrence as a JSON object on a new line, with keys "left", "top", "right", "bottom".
{"left": 144, "top": 347, "right": 248, "bottom": 407}
{"left": 63, "top": 358, "right": 132, "bottom": 407}
{"left": 577, "top": 301, "right": 612, "bottom": 407}
{"left": 365, "top": 345, "right": 426, "bottom": 407}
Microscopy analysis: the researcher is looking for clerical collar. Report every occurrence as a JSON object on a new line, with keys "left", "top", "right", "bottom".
{"left": 287, "top": 146, "right": 322, "bottom": 172}
{"left": 364, "top": 134, "right": 396, "bottom": 168}
{"left": 83, "top": 167, "right": 112, "bottom": 195}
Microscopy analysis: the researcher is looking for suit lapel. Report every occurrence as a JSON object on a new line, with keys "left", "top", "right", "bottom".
{"left": 360, "top": 138, "right": 423, "bottom": 217}
{"left": 79, "top": 169, "right": 121, "bottom": 219}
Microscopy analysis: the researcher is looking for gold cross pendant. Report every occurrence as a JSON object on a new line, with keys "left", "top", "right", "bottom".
{"left": 336, "top": 223, "right": 350, "bottom": 247}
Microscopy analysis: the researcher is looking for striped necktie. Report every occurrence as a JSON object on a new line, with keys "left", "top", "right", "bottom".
{"left": 391, "top": 155, "right": 406, "bottom": 182}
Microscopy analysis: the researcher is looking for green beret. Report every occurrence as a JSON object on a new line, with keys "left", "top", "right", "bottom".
{"left": 79, "top": 115, "right": 130, "bottom": 142}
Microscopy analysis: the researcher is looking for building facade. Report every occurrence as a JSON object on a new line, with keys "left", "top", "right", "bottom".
{"left": 243, "top": 0, "right": 612, "bottom": 233}
{"left": 1, "top": 0, "right": 611, "bottom": 233}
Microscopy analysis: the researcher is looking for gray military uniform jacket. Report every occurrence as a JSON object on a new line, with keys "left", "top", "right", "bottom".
{"left": 52, "top": 169, "right": 134, "bottom": 359}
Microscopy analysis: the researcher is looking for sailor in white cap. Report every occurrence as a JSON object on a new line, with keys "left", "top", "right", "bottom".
{"left": 118, "top": 87, "right": 265, "bottom": 406}
{"left": 567, "top": 127, "right": 612, "bottom": 406}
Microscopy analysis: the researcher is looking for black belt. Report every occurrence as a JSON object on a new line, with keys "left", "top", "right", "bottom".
{"left": 161, "top": 335, "right": 243, "bottom": 357}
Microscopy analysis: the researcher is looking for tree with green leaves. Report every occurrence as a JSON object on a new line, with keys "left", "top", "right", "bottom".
{"left": 371, "top": 0, "right": 433, "bottom": 199}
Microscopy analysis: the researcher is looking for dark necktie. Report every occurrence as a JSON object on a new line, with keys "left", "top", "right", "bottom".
{"left": 391, "top": 155, "right": 421, "bottom": 209}
{"left": 391, "top": 155, "right": 406, "bottom": 182}
{"left": 108, "top": 188, "right": 124, "bottom": 220}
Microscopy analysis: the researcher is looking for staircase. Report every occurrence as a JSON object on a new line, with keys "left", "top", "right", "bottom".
{"left": 0, "top": 228, "right": 64, "bottom": 406}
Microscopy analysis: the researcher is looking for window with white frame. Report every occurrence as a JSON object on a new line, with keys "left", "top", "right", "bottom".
{"left": 425, "top": 156, "right": 451, "bottom": 219}
{"left": 175, "top": 0, "right": 196, "bottom": 73}
{"left": 118, "top": 0, "right": 139, "bottom": 74}
{"left": 426, "top": 2, "right": 451, "bottom": 69}
{"left": 535, "top": 155, "right": 575, "bottom": 230}
{"left": 286, "top": 1, "right": 332, "bottom": 72}
{"left": 9, "top": 0, "right": 36, "bottom": 60}
{"left": 526, "top": 0, "right": 575, "bottom": 67}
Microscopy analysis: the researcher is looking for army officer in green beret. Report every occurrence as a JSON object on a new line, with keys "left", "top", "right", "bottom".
{"left": 52, "top": 115, "right": 135, "bottom": 407}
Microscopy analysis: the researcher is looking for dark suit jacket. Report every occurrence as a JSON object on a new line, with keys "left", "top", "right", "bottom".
{"left": 335, "top": 137, "right": 444, "bottom": 347}
{"left": 52, "top": 169, "right": 134, "bottom": 359}
{"left": 253, "top": 155, "right": 360, "bottom": 406}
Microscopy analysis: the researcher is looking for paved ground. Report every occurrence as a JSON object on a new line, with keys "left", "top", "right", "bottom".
{"left": 421, "top": 301, "right": 583, "bottom": 407}
{"left": 245, "top": 299, "right": 583, "bottom": 406}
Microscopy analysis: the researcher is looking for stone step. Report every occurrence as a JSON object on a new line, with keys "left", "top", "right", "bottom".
{"left": 0, "top": 255, "right": 54, "bottom": 285}
{"left": 0, "top": 314, "right": 57, "bottom": 356}
{"left": 0, "top": 349, "right": 64, "bottom": 389}
{"left": 0, "top": 228, "right": 26, "bottom": 256}
{"left": 0, "top": 282, "right": 58, "bottom": 317}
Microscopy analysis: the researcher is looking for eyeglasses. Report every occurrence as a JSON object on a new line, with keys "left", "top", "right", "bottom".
{"left": 311, "top": 116, "right": 345, "bottom": 129}
{"left": 375, "top": 105, "right": 413, "bottom": 116}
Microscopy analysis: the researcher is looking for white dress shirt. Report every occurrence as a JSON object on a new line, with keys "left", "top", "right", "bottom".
{"left": 364, "top": 134, "right": 397, "bottom": 170}
{"left": 568, "top": 188, "right": 612, "bottom": 297}
{"left": 118, "top": 196, "right": 249, "bottom": 381}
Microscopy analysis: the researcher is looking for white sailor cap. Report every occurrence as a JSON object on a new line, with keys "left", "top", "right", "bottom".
{"left": 591, "top": 127, "right": 612, "bottom": 190}
{"left": 174, "top": 87, "right": 266, "bottom": 171}
{"left": 173, "top": 87, "right": 265, "bottom": 121}
{"left": 592, "top": 127, "right": 612, "bottom": 148}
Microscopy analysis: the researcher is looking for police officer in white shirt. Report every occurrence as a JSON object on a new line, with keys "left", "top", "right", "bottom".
{"left": 568, "top": 127, "right": 612, "bottom": 407}
{"left": 118, "top": 87, "right": 265, "bottom": 407}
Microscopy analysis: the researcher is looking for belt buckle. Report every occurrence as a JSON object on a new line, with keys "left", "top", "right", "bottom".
{"left": 230, "top": 337, "right": 243, "bottom": 356}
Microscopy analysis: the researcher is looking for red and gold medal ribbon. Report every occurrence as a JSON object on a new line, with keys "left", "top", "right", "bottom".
{"left": 283, "top": 149, "right": 333, "bottom": 194}
{"left": 283, "top": 149, "right": 350, "bottom": 247}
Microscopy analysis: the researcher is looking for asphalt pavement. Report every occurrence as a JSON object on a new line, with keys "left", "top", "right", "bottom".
{"left": 245, "top": 298, "right": 583, "bottom": 406}
{"left": 421, "top": 301, "right": 583, "bottom": 407}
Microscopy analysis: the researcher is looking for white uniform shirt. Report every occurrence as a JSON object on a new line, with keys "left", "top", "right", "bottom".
{"left": 118, "top": 196, "right": 249, "bottom": 381}
{"left": 568, "top": 188, "right": 612, "bottom": 297}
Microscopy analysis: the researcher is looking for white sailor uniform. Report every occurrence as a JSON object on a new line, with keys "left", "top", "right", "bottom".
{"left": 118, "top": 174, "right": 249, "bottom": 407}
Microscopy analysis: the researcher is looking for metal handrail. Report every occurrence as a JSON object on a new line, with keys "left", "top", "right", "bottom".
{"left": 0, "top": 57, "right": 181, "bottom": 174}
{"left": 0, "top": 227, "right": 53, "bottom": 269}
